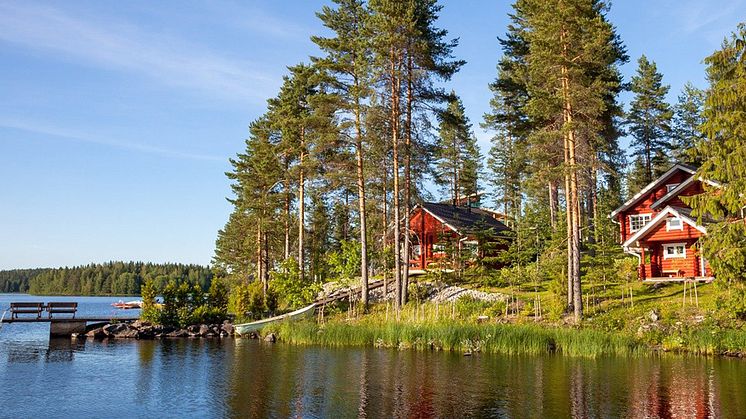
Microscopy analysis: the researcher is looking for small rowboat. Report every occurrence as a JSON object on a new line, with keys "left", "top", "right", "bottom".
{"left": 112, "top": 300, "right": 143, "bottom": 309}
{"left": 235, "top": 303, "right": 316, "bottom": 336}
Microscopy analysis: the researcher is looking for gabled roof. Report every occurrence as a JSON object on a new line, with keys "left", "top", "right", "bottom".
{"left": 416, "top": 202, "right": 510, "bottom": 236}
{"left": 622, "top": 205, "right": 707, "bottom": 248}
{"left": 650, "top": 175, "right": 722, "bottom": 210}
{"left": 611, "top": 163, "right": 697, "bottom": 218}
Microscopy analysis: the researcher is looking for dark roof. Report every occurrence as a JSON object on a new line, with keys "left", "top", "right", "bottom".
{"left": 420, "top": 202, "right": 511, "bottom": 235}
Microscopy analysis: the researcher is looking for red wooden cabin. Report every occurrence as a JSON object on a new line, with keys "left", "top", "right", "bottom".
{"left": 610, "top": 163, "right": 716, "bottom": 281}
{"left": 408, "top": 202, "right": 510, "bottom": 271}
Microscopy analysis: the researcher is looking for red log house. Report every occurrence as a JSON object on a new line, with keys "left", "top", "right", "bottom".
{"left": 408, "top": 201, "right": 510, "bottom": 272}
{"left": 611, "top": 163, "right": 717, "bottom": 281}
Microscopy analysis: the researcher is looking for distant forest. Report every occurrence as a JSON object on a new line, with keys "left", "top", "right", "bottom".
{"left": 0, "top": 262, "right": 212, "bottom": 295}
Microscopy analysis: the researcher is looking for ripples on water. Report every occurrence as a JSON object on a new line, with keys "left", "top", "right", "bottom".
{"left": 1, "top": 295, "right": 746, "bottom": 418}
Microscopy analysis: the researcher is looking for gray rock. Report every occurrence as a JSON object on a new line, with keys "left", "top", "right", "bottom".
{"left": 221, "top": 323, "right": 234, "bottom": 335}
{"left": 649, "top": 310, "right": 659, "bottom": 322}
{"left": 264, "top": 333, "right": 276, "bottom": 343}
{"left": 131, "top": 320, "right": 152, "bottom": 329}
{"left": 86, "top": 327, "right": 106, "bottom": 339}
{"left": 198, "top": 324, "right": 211, "bottom": 336}
{"left": 166, "top": 329, "right": 190, "bottom": 338}
{"left": 103, "top": 323, "right": 129, "bottom": 337}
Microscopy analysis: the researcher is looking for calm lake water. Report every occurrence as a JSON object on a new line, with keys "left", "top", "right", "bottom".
{"left": 1, "top": 294, "right": 746, "bottom": 418}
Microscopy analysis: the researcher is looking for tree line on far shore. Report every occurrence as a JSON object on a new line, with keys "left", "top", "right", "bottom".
{"left": 0, "top": 262, "right": 212, "bottom": 296}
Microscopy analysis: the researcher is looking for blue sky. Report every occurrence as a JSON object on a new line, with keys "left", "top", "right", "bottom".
{"left": 0, "top": 0, "right": 743, "bottom": 269}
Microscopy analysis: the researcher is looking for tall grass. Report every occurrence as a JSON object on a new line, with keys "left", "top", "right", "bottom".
{"left": 266, "top": 320, "right": 643, "bottom": 358}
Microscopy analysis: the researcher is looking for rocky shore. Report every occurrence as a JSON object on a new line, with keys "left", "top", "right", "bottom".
{"left": 79, "top": 320, "right": 238, "bottom": 339}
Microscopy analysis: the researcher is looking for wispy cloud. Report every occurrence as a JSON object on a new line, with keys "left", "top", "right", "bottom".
{"left": 0, "top": 2, "right": 281, "bottom": 103}
{"left": 0, "top": 117, "right": 223, "bottom": 161}
{"left": 670, "top": 0, "right": 745, "bottom": 35}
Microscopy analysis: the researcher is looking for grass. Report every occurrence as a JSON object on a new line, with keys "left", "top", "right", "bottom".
{"left": 265, "top": 320, "right": 642, "bottom": 357}
{"left": 257, "top": 278, "right": 746, "bottom": 358}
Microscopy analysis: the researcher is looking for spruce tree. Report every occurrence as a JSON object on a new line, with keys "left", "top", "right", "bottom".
{"left": 687, "top": 24, "right": 746, "bottom": 284}
{"left": 672, "top": 82, "right": 705, "bottom": 164}
{"left": 434, "top": 93, "right": 478, "bottom": 204}
{"left": 628, "top": 55, "right": 673, "bottom": 181}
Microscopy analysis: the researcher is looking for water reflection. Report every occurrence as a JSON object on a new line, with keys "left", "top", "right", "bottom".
{"left": 222, "top": 343, "right": 746, "bottom": 418}
{"left": 2, "top": 334, "right": 746, "bottom": 417}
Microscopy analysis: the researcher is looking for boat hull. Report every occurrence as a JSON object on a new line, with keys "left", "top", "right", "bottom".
{"left": 235, "top": 303, "right": 316, "bottom": 336}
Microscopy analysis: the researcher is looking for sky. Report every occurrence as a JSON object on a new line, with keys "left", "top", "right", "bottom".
{"left": 0, "top": 0, "right": 743, "bottom": 269}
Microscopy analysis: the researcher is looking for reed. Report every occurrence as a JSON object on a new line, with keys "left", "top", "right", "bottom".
{"left": 267, "top": 320, "right": 643, "bottom": 358}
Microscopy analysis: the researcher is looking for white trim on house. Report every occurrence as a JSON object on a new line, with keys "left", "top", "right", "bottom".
{"left": 629, "top": 213, "right": 653, "bottom": 233}
{"left": 663, "top": 242, "right": 687, "bottom": 259}
{"left": 610, "top": 164, "right": 696, "bottom": 218}
{"left": 666, "top": 183, "right": 680, "bottom": 193}
{"left": 651, "top": 175, "right": 722, "bottom": 210}
{"left": 622, "top": 206, "right": 707, "bottom": 249}
{"left": 666, "top": 217, "right": 683, "bottom": 231}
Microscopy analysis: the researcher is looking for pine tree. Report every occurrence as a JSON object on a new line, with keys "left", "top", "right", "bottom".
{"left": 628, "top": 55, "right": 673, "bottom": 182}
{"left": 519, "top": 0, "right": 625, "bottom": 322}
{"left": 687, "top": 23, "right": 746, "bottom": 284}
{"left": 312, "top": 0, "right": 374, "bottom": 309}
{"left": 215, "top": 117, "right": 284, "bottom": 292}
{"left": 672, "top": 82, "right": 705, "bottom": 164}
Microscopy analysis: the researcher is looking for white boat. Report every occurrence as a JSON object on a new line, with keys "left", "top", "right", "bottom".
{"left": 112, "top": 300, "right": 143, "bottom": 309}
{"left": 234, "top": 303, "right": 316, "bottom": 336}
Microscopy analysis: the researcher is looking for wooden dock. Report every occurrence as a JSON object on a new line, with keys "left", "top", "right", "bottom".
{"left": 1, "top": 316, "right": 139, "bottom": 323}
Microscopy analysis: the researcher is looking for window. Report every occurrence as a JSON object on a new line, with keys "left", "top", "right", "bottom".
{"left": 664, "top": 243, "right": 686, "bottom": 259}
{"left": 629, "top": 214, "right": 652, "bottom": 232}
{"left": 666, "top": 183, "right": 680, "bottom": 193}
{"left": 666, "top": 217, "right": 683, "bottom": 231}
{"left": 433, "top": 244, "right": 446, "bottom": 252}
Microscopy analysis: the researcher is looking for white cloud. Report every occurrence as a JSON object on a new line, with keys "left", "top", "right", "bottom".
{"left": 0, "top": 2, "right": 280, "bottom": 103}
{"left": 0, "top": 117, "right": 223, "bottom": 161}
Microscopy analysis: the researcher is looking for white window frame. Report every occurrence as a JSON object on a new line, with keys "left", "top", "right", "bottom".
{"left": 666, "top": 217, "right": 683, "bottom": 231}
{"left": 663, "top": 243, "right": 687, "bottom": 259}
{"left": 666, "top": 183, "right": 680, "bottom": 193}
{"left": 629, "top": 214, "right": 652, "bottom": 233}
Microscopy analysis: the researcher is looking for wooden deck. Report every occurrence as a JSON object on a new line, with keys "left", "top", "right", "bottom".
{"left": 1, "top": 316, "right": 139, "bottom": 324}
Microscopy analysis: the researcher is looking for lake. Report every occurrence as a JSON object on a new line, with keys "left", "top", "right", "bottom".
{"left": 1, "top": 294, "right": 745, "bottom": 418}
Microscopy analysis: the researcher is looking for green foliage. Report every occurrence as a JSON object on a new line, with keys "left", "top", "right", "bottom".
{"left": 687, "top": 23, "right": 746, "bottom": 284}
{"left": 328, "top": 240, "right": 362, "bottom": 281}
{"left": 228, "top": 280, "right": 277, "bottom": 320}
{"left": 271, "top": 259, "right": 321, "bottom": 309}
{"left": 140, "top": 278, "right": 160, "bottom": 324}
{"left": 154, "top": 279, "right": 228, "bottom": 328}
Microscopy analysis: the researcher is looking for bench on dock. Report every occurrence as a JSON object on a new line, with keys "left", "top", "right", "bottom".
{"left": 46, "top": 302, "right": 78, "bottom": 318}
{"left": 9, "top": 302, "right": 44, "bottom": 319}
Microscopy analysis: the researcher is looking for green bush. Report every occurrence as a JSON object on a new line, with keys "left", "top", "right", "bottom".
{"left": 271, "top": 258, "right": 320, "bottom": 309}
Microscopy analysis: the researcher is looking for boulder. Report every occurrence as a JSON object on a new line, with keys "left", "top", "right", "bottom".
{"left": 198, "top": 324, "right": 211, "bottom": 336}
{"left": 130, "top": 320, "right": 152, "bottom": 329}
{"left": 103, "top": 323, "right": 129, "bottom": 337}
{"left": 264, "top": 333, "right": 276, "bottom": 343}
{"left": 86, "top": 327, "right": 106, "bottom": 339}
{"left": 649, "top": 310, "right": 660, "bottom": 322}
{"left": 220, "top": 323, "right": 234, "bottom": 336}
{"left": 166, "top": 329, "right": 190, "bottom": 338}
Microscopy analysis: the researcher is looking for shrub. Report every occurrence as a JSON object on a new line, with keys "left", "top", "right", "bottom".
{"left": 271, "top": 258, "right": 320, "bottom": 309}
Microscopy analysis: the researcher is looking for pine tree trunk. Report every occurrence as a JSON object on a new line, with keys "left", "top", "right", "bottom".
{"left": 284, "top": 158, "right": 291, "bottom": 261}
{"left": 390, "top": 50, "right": 402, "bottom": 311}
{"left": 354, "top": 94, "right": 369, "bottom": 310}
{"left": 257, "top": 224, "right": 265, "bottom": 295}
{"left": 402, "top": 55, "right": 414, "bottom": 307}
{"left": 548, "top": 181, "right": 558, "bottom": 232}
{"left": 298, "top": 128, "right": 306, "bottom": 281}
{"left": 561, "top": 28, "right": 582, "bottom": 321}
